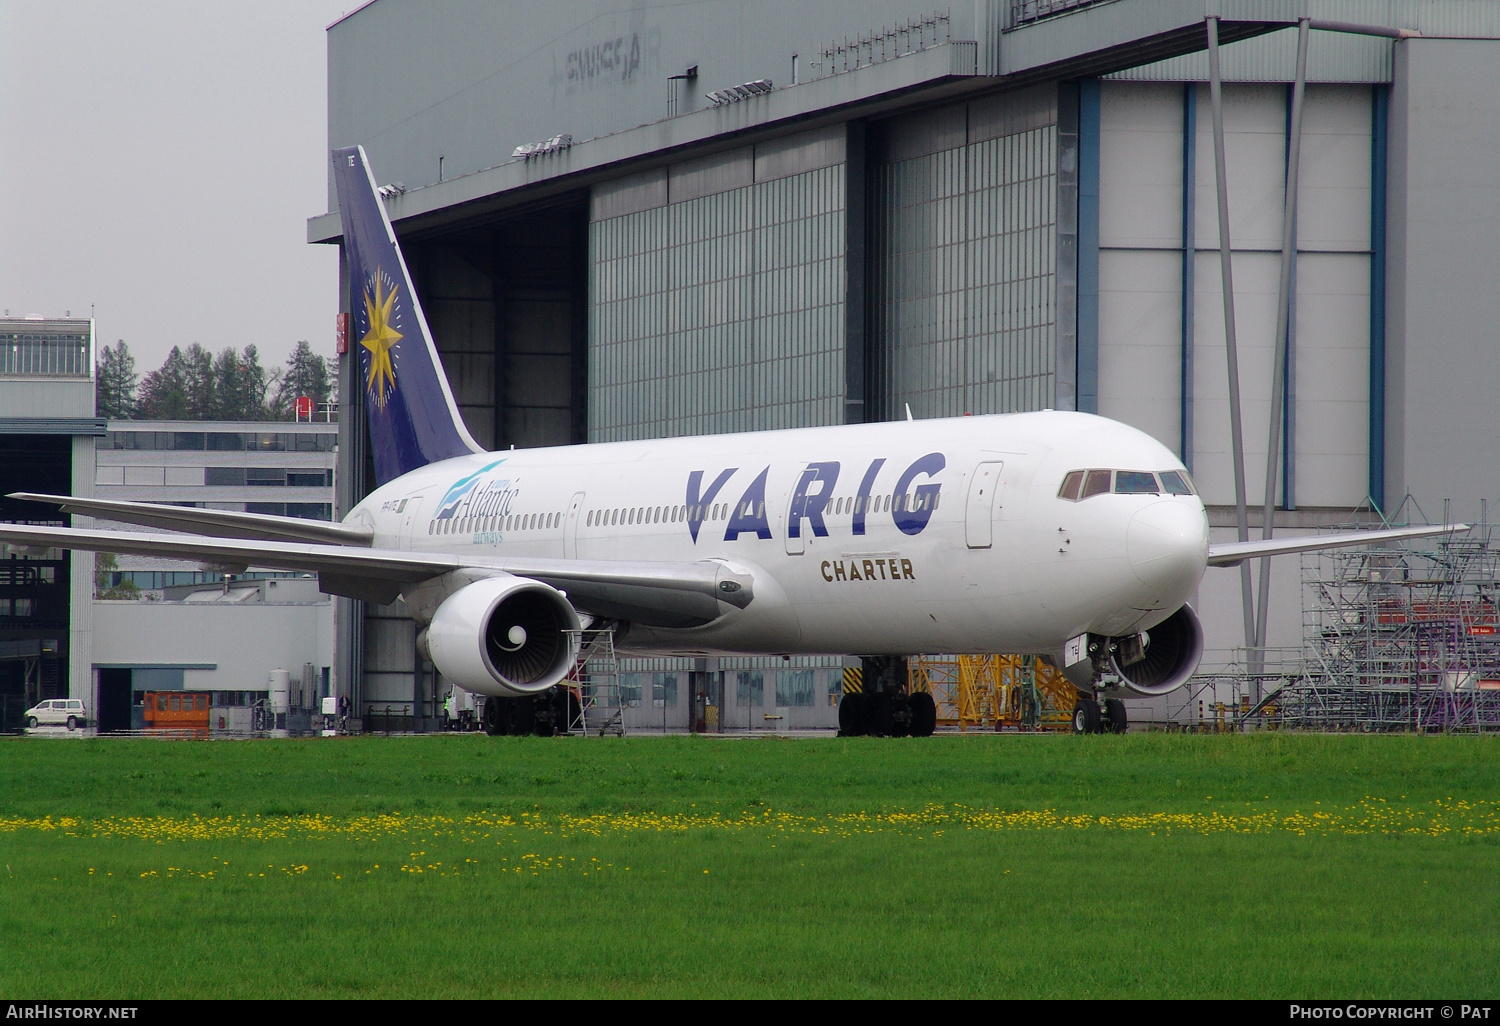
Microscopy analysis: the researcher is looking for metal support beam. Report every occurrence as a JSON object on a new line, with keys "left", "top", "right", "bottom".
{"left": 1180, "top": 82, "right": 1196, "bottom": 472}
{"left": 1077, "top": 79, "right": 1102, "bottom": 415}
{"left": 1306, "top": 19, "right": 1420, "bottom": 41}
{"left": 1206, "top": 17, "right": 1256, "bottom": 653}
{"left": 1252, "top": 18, "right": 1310, "bottom": 671}
{"left": 1369, "top": 84, "right": 1389, "bottom": 514}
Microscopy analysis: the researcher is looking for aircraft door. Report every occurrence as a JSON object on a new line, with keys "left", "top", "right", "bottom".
{"left": 564, "top": 492, "right": 585, "bottom": 558}
{"left": 398, "top": 494, "right": 426, "bottom": 550}
{"left": 784, "top": 489, "right": 804, "bottom": 555}
{"left": 965, "top": 461, "right": 1005, "bottom": 549}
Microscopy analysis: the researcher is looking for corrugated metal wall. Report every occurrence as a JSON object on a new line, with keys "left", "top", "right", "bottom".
{"left": 589, "top": 127, "right": 847, "bottom": 441}
{"left": 868, "top": 85, "right": 1061, "bottom": 420}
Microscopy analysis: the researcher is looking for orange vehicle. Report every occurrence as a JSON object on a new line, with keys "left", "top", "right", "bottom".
{"left": 143, "top": 691, "right": 210, "bottom": 737}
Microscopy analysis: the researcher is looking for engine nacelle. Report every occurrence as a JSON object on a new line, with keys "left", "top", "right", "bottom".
{"left": 1060, "top": 605, "right": 1204, "bottom": 697}
{"left": 425, "top": 575, "right": 581, "bottom": 697}
{"left": 1106, "top": 604, "right": 1204, "bottom": 696}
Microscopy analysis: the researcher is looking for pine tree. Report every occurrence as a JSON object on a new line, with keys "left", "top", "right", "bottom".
{"left": 138, "top": 342, "right": 274, "bottom": 421}
{"left": 183, "top": 343, "right": 216, "bottom": 420}
{"left": 272, "top": 340, "right": 331, "bottom": 418}
{"left": 136, "top": 346, "right": 191, "bottom": 419}
{"left": 237, "top": 345, "right": 271, "bottom": 420}
{"left": 95, "top": 340, "right": 138, "bottom": 419}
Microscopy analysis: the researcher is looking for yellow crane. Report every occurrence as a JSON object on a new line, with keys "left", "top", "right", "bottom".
{"left": 911, "top": 654, "right": 1082, "bottom": 731}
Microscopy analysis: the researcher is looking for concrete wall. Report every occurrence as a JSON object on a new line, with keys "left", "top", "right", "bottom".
{"left": 93, "top": 595, "right": 335, "bottom": 694}
{"left": 68, "top": 435, "right": 94, "bottom": 697}
{"left": 1386, "top": 38, "right": 1500, "bottom": 524}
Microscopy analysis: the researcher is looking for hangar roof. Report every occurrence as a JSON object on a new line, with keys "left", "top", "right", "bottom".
{"left": 310, "top": 0, "right": 1487, "bottom": 245}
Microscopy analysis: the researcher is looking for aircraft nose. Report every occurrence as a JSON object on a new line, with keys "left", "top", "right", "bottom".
{"left": 1127, "top": 500, "right": 1209, "bottom": 593}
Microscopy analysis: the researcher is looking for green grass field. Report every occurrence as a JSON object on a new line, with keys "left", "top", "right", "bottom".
{"left": 0, "top": 732, "right": 1496, "bottom": 998}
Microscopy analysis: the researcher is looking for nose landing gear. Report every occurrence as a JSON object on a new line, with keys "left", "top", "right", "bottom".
{"left": 1071, "top": 696, "right": 1128, "bottom": 734}
{"left": 1072, "top": 645, "right": 1130, "bottom": 735}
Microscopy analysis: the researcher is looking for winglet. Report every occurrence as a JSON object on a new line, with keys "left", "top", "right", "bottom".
{"left": 333, "top": 145, "right": 483, "bottom": 485}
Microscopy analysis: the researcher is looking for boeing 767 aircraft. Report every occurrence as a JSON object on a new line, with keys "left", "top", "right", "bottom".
{"left": 0, "top": 147, "right": 1461, "bottom": 735}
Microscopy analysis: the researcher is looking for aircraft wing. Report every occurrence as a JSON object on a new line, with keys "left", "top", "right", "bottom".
{"left": 9, "top": 492, "right": 374, "bottom": 546}
{"left": 0, "top": 522, "right": 748, "bottom": 628}
{"left": 1206, "top": 523, "right": 1466, "bottom": 567}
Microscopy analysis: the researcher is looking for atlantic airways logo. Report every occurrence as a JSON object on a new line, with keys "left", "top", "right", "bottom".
{"left": 434, "top": 460, "right": 508, "bottom": 519}
{"left": 359, "top": 269, "right": 404, "bottom": 409}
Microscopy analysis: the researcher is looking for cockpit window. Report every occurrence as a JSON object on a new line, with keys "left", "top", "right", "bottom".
{"left": 1060, "top": 468, "right": 1199, "bottom": 501}
{"left": 1080, "top": 469, "right": 1112, "bottom": 499}
{"left": 1114, "top": 471, "right": 1159, "bottom": 494}
{"left": 1058, "top": 470, "right": 1084, "bottom": 501}
{"left": 1159, "top": 470, "right": 1194, "bottom": 495}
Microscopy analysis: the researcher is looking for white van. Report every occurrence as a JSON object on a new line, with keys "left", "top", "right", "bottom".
{"left": 24, "top": 698, "right": 87, "bottom": 729}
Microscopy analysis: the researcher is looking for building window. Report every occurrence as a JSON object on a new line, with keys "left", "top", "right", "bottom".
{"left": 0, "top": 332, "right": 89, "bottom": 377}
{"left": 735, "top": 671, "right": 764, "bottom": 707}
{"left": 285, "top": 503, "right": 333, "bottom": 521}
{"left": 653, "top": 673, "right": 678, "bottom": 708}
{"left": 775, "top": 669, "right": 816, "bottom": 707}
{"left": 618, "top": 673, "right": 643, "bottom": 708}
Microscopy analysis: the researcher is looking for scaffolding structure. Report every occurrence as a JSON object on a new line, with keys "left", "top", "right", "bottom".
{"left": 1280, "top": 515, "right": 1500, "bottom": 732}
{"left": 912, "top": 654, "right": 1080, "bottom": 731}
{"left": 565, "top": 628, "right": 625, "bottom": 736}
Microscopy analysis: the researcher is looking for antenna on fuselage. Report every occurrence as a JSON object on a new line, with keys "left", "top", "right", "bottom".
{"left": 904, "top": 403, "right": 914, "bottom": 422}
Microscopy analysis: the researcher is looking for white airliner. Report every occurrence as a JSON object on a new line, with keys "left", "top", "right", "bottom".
{"left": 0, "top": 146, "right": 1460, "bottom": 736}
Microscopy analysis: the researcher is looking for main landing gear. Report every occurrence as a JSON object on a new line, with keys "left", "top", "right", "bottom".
{"left": 838, "top": 656, "right": 938, "bottom": 738}
{"left": 482, "top": 687, "right": 582, "bottom": 737}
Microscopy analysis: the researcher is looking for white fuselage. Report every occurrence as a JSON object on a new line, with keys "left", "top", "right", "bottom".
{"left": 351, "top": 410, "right": 1210, "bottom": 659}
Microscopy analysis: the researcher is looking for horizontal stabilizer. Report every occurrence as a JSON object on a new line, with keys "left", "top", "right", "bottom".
{"left": 8, "top": 492, "right": 374, "bottom": 546}
{"left": 1207, "top": 523, "right": 1466, "bottom": 567}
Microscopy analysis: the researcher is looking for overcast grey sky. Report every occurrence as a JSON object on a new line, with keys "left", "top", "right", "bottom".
{"left": 1, "top": 0, "right": 354, "bottom": 375}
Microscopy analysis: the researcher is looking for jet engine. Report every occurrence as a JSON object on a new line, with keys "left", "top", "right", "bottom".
{"left": 1104, "top": 604, "right": 1204, "bottom": 696}
{"left": 424, "top": 575, "right": 582, "bottom": 697}
{"left": 1060, "top": 605, "right": 1205, "bottom": 697}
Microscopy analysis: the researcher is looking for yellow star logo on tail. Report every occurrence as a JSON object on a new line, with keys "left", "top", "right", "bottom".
{"left": 360, "top": 276, "right": 403, "bottom": 407}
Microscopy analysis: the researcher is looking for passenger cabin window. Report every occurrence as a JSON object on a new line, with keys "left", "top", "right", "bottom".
{"left": 1114, "top": 471, "right": 1159, "bottom": 494}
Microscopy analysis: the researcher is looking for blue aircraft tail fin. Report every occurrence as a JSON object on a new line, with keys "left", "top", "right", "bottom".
{"left": 332, "top": 145, "right": 483, "bottom": 485}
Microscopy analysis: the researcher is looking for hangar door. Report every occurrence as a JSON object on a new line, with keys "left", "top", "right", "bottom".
{"left": 965, "top": 461, "right": 1004, "bottom": 549}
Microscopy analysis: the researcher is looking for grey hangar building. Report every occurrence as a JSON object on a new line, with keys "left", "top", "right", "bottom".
{"left": 311, "top": 0, "right": 1500, "bottom": 731}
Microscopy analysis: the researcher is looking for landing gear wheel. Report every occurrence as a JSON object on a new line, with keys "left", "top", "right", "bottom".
{"left": 1104, "top": 698, "right": 1127, "bottom": 734}
{"left": 837, "top": 693, "right": 866, "bottom": 737}
{"left": 889, "top": 694, "right": 912, "bottom": 738}
{"left": 510, "top": 696, "right": 537, "bottom": 736}
{"left": 908, "top": 692, "right": 937, "bottom": 737}
{"left": 867, "top": 691, "right": 896, "bottom": 737}
{"left": 483, "top": 697, "right": 504, "bottom": 736}
{"left": 1072, "top": 700, "right": 1101, "bottom": 735}
{"left": 551, "top": 688, "right": 581, "bottom": 735}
